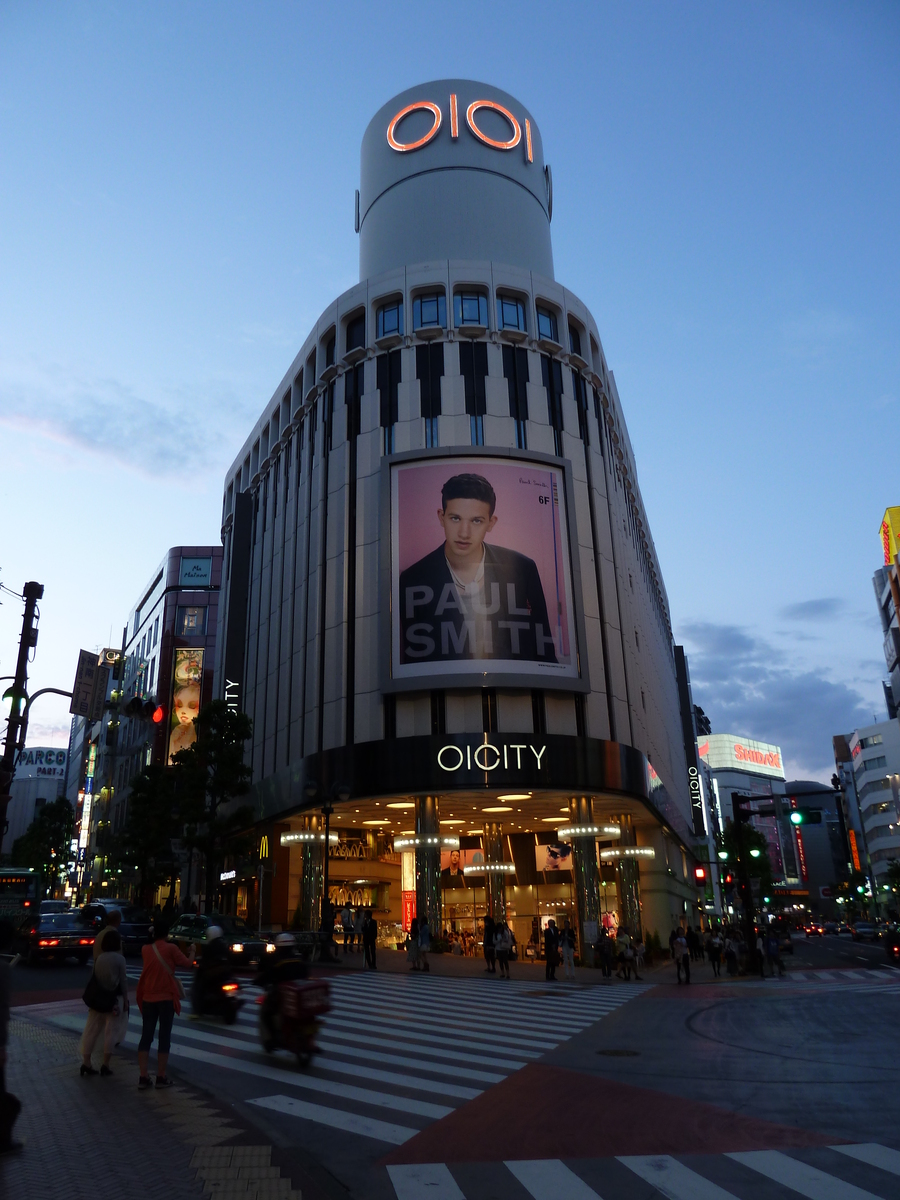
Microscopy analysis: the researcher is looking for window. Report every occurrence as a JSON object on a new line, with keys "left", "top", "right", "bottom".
{"left": 153, "top": 616, "right": 159, "bottom": 647}
{"left": 572, "top": 369, "right": 589, "bottom": 443}
{"left": 413, "top": 293, "right": 446, "bottom": 331}
{"left": 459, "top": 340, "right": 488, "bottom": 446}
{"left": 325, "top": 336, "right": 335, "bottom": 369}
{"left": 568, "top": 324, "right": 582, "bottom": 357}
{"left": 377, "top": 300, "right": 403, "bottom": 339}
{"left": 345, "top": 361, "right": 364, "bottom": 442}
{"left": 503, "top": 344, "right": 529, "bottom": 449}
{"left": 416, "top": 342, "right": 444, "bottom": 448}
{"left": 497, "top": 294, "right": 526, "bottom": 333}
{"left": 855, "top": 754, "right": 887, "bottom": 776}
{"left": 176, "top": 606, "right": 208, "bottom": 637}
{"left": 541, "top": 353, "right": 564, "bottom": 456}
{"left": 377, "top": 349, "right": 401, "bottom": 454}
{"left": 536, "top": 307, "right": 559, "bottom": 343}
{"left": 454, "top": 292, "right": 488, "bottom": 327}
{"left": 860, "top": 734, "right": 884, "bottom": 749}
{"left": 148, "top": 658, "right": 155, "bottom": 692}
{"left": 346, "top": 313, "right": 365, "bottom": 353}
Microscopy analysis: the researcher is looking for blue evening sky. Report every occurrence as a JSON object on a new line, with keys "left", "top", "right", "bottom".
{"left": 1, "top": 2, "right": 897, "bottom": 781}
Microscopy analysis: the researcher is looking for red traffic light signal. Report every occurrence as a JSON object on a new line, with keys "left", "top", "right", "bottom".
{"left": 694, "top": 867, "right": 707, "bottom": 886}
{"left": 151, "top": 705, "right": 166, "bottom": 724}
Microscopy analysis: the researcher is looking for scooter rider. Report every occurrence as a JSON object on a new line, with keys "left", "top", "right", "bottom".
{"left": 192, "top": 925, "right": 231, "bottom": 1013}
{"left": 257, "top": 933, "right": 308, "bottom": 1043}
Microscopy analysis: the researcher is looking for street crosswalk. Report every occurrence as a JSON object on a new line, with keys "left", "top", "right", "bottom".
{"left": 387, "top": 1144, "right": 900, "bottom": 1198}
{"left": 44, "top": 971, "right": 649, "bottom": 1146}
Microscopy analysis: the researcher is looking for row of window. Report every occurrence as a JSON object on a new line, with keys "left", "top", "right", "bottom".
{"left": 855, "top": 753, "right": 888, "bottom": 776}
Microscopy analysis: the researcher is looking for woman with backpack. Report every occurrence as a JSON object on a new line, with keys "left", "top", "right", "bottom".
{"left": 80, "top": 929, "right": 129, "bottom": 1077}
{"left": 494, "top": 921, "right": 513, "bottom": 978}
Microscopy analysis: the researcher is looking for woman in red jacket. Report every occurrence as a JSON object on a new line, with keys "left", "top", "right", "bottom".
{"left": 135, "top": 918, "right": 196, "bottom": 1090}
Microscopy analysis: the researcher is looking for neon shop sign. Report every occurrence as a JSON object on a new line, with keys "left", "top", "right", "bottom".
{"left": 387, "top": 93, "right": 535, "bottom": 163}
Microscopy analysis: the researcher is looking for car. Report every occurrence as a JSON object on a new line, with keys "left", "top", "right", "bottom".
{"left": 884, "top": 928, "right": 900, "bottom": 965}
{"left": 15, "top": 912, "right": 96, "bottom": 965}
{"left": 168, "top": 913, "right": 273, "bottom": 968}
{"left": 40, "top": 899, "right": 70, "bottom": 914}
{"left": 805, "top": 922, "right": 825, "bottom": 937}
{"left": 76, "top": 901, "right": 154, "bottom": 956}
{"left": 823, "top": 922, "right": 838, "bottom": 935}
{"left": 851, "top": 922, "right": 879, "bottom": 942}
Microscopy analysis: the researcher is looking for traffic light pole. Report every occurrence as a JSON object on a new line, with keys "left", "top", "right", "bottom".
{"left": 0, "top": 581, "right": 44, "bottom": 837}
{"left": 731, "top": 794, "right": 759, "bottom": 971}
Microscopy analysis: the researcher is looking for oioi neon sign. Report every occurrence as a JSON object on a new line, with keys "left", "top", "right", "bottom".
{"left": 387, "top": 92, "right": 534, "bottom": 163}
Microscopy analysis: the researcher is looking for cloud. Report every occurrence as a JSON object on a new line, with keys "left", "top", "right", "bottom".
{"left": 680, "top": 621, "right": 874, "bottom": 780}
{"left": 779, "top": 598, "right": 845, "bottom": 621}
{"left": 0, "top": 352, "right": 256, "bottom": 479}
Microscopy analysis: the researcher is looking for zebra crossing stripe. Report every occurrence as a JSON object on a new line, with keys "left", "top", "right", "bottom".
{"left": 249, "top": 1094, "right": 416, "bottom": 1145}
{"left": 506, "top": 1159, "right": 601, "bottom": 1198}
{"left": 831, "top": 1143, "right": 900, "bottom": 1175}
{"left": 619, "top": 1155, "right": 739, "bottom": 1198}
{"left": 387, "top": 1163, "right": 465, "bottom": 1199}
{"left": 726, "top": 1149, "right": 883, "bottom": 1199}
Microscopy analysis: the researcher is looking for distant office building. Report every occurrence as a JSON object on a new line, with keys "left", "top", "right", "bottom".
{"left": 834, "top": 720, "right": 900, "bottom": 914}
{"left": 0, "top": 746, "right": 68, "bottom": 857}
{"left": 876, "top": 507, "right": 900, "bottom": 718}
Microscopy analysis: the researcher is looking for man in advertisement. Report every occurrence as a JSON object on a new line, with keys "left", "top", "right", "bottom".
{"left": 398, "top": 473, "right": 556, "bottom": 665}
{"left": 440, "top": 848, "right": 467, "bottom": 889}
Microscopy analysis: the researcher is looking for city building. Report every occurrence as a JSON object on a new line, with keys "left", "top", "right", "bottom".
{"left": 0, "top": 746, "right": 68, "bottom": 858}
{"left": 877, "top": 507, "right": 900, "bottom": 719}
{"left": 214, "top": 81, "right": 704, "bottom": 951}
{"left": 67, "top": 547, "right": 222, "bottom": 901}
{"left": 834, "top": 720, "right": 900, "bottom": 914}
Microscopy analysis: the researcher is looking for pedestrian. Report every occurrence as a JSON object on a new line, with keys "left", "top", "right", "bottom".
{"left": 724, "top": 932, "right": 738, "bottom": 976}
{"left": 668, "top": 928, "right": 678, "bottom": 960}
{"left": 135, "top": 918, "right": 196, "bottom": 1090}
{"left": 755, "top": 932, "right": 766, "bottom": 979}
{"left": 0, "top": 920, "right": 22, "bottom": 1156}
{"left": 93, "top": 908, "right": 122, "bottom": 959}
{"left": 353, "top": 905, "right": 365, "bottom": 954}
{"left": 407, "top": 917, "right": 420, "bottom": 970}
{"left": 709, "top": 930, "right": 722, "bottom": 977}
{"left": 418, "top": 916, "right": 431, "bottom": 971}
{"left": 494, "top": 921, "right": 513, "bottom": 978}
{"left": 766, "top": 932, "right": 784, "bottom": 978}
{"left": 675, "top": 928, "right": 690, "bottom": 984}
{"left": 695, "top": 927, "right": 706, "bottom": 961}
{"left": 483, "top": 914, "right": 496, "bottom": 974}
{"left": 597, "top": 927, "right": 614, "bottom": 981}
{"left": 560, "top": 918, "right": 576, "bottom": 981}
{"left": 686, "top": 926, "right": 699, "bottom": 961}
{"left": 362, "top": 908, "right": 377, "bottom": 970}
{"left": 633, "top": 936, "right": 645, "bottom": 980}
{"left": 615, "top": 926, "right": 630, "bottom": 979}
{"left": 544, "top": 920, "right": 559, "bottom": 981}
{"left": 80, "top": 929, "right": 129, "bottom": 1077}
{"left": 340, "top": 903, "right": 353, "bottom": 953}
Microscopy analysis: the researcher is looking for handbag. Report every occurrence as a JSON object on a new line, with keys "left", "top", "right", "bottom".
{"left": 83, "top": 971, "right": 119, "bottom": 1013}
{"left": 153, "top": 941, "right": 186, "bottom": 999}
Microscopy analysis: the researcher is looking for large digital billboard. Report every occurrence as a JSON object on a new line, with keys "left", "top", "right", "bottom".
{"left": 390, "top": 455, "right": 580, "bottom": 686}
{"left": 168, "top": 648, "right": 203, "bottom": 762}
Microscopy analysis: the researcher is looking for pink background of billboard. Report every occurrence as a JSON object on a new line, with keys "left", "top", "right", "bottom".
{"left": 394, "top": 458, "right": 571, "bottom": 659}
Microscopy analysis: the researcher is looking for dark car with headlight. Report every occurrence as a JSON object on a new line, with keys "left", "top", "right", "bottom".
{"left": 77, "top": 901, "right": 154, "bottom": 956}
{"left": 16, "top": 912, "right": 96, "bottom": 965}
{"left": 168, "top": 913, "right": 272, "bottom": 968}
{"left": 852, "top": 921, "right": 879, "bottom": 942}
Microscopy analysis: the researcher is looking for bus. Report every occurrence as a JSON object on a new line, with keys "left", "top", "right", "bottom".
{"left": 0, "top": 868, "right": 42, "bottom": 925}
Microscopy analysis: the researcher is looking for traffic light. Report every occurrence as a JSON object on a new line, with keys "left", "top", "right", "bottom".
{"left": 151, "top": 704, "right": 166, "bottom": 724}
{"left": 790, "top": 808, "right": 822, "bottom": 826}
{"left": 125, "top": 696, "right": 163, "bottom": 721}
{"left": 694, "top": 866, "right": 707, "bottom": 887}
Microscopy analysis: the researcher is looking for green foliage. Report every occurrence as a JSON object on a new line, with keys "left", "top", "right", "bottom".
{"left": 11, "top": 798, "right": 74, "bottom": 892}
{"left": 831, "top": 869, "right": 871, "bottom": 919}
{"left": 108, "top": 765, "right": 185, "bottom": 901}
{"left": 885, "top": 859, "right": 900, "bottom": 892}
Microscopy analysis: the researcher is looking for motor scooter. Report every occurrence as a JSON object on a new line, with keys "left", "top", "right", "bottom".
{"left": 258, "top": 978, "right": 331, "bottom": 1067}
{"left": 191, "top": 970, "right": 243, "bottom": 1024}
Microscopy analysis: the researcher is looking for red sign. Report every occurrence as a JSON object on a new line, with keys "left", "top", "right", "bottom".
{"left": 734, "top": 744, "right": 782, "bottom": 770}
{"left": 401, "top": 892, "right": 416, "bottom": 932}
{"left": 386, "top": 92, "right": 534, "bottom": 163}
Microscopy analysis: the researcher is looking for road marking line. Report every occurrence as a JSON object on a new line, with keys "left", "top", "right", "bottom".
{"left": 831, "top": 1143, "right": 900, "bottom": 1175}
{"left": 387, "top": 1163, "right": 466, "bottom": 1199}
{"left": 313, "top": 1039, "right": 510, "bottom": 1083}
{"left": 726, "top": 1150, "right": 883, "bottom": 1198}
{"left": 248, "top": 1093, "right": 416, "bottom": 1145}
{"left": 619, "top": 1154, "right": 739, "bottom": 1198}
{"left": 506, "top": 1158, "right": 602, "bottom": 1198}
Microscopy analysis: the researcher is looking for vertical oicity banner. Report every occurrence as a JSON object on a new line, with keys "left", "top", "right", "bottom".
{"left": 391, "top": 456, "right": 578, "bottom": 684}
{"left": 168, "top": 647, "right": 203, "bottom": 762}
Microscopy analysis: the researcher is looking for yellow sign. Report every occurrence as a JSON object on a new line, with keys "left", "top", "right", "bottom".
{"left": 259, "top": 835, "right": 269, "bottom": 860}
{"left": 880, "top": 508, "right": 900, "bottom": 565}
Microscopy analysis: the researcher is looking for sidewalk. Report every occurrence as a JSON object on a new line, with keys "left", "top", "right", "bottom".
{"left": 0, "top": 1014, "right": 303, "bottom": 1200}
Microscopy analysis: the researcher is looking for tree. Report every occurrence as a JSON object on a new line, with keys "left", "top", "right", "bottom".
{"left": 110, "top": 766, "right": 185, "bottom": 908}
{"left": 11, "top": 798, "right": 74, "bottom": 895}
{"left": 172, "top": 700, "right": 253, "bottom": 914}
{"left": 717, "top": 818, "right": 774, "bottom": 897}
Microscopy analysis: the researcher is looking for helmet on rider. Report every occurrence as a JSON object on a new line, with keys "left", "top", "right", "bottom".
{"left": 206, "top": 925, "right": 224, "bottom": 941}
{"left": 274, "top": 932, "right": 295, "bottom": 948}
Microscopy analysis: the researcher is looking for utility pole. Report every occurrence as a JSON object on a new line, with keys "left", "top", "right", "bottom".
{"left": 0, "top": 581, "right": 44, "bottom": 836}
{"left": 731, "top": 792, "right": 758, "bottom": 969}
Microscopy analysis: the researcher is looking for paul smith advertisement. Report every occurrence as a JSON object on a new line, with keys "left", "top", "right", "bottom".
{"left": 391, "top": 457, "right": 578, "bottom": 682}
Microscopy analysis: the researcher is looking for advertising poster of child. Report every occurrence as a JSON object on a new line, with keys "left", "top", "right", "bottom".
{"left": 391, "top": 457, "right": 579, "bottom": 682}
{"left": 439, "top": 847, "right": 484, "bottom": 889}
{"left": 168, "top": 648, "right": 203, "bottom": 763}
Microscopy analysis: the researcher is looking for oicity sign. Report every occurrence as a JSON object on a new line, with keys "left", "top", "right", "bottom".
{"left": 387, "top": 92, "right": 535, "bottom": 163}
{"left": 437, "top": 741, "right": 547, "bottom": 773}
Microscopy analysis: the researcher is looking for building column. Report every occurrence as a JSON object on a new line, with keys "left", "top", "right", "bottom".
{"left": 416, "top": 796, "right": 442, "bottom": 934}
{"left": 483, "top": 822, "right": 507, "bottom": 923}
{"left": 298, "top": 814, "right": 325, "bottom": 931}
{"left": 569, "top": 796, "right": 601, "bottom": 962}
{"left": 614, "top": 813, "right": 642, "bottom": 938}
